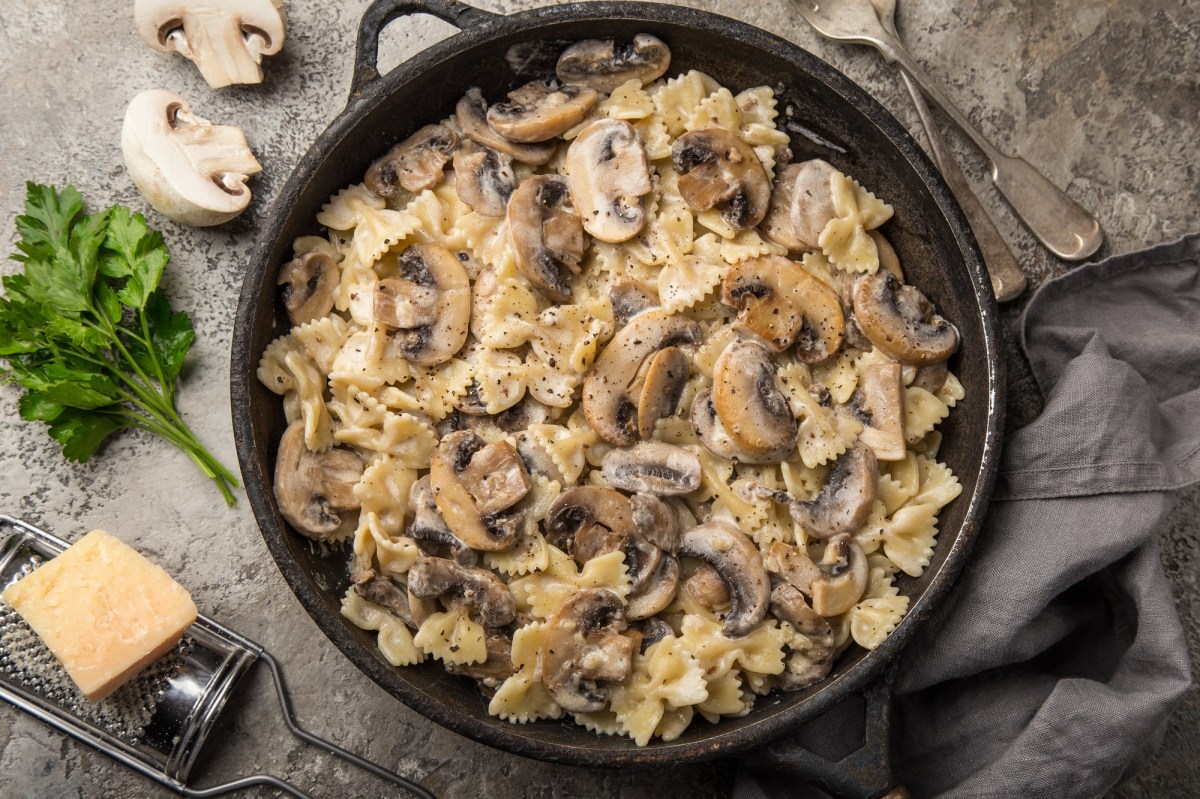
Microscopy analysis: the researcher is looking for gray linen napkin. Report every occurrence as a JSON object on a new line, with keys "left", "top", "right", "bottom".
{"left": 736, "top": 234, "right": 1199, "bottom": 798}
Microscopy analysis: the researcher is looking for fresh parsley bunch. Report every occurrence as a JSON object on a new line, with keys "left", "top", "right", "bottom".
{"left": 0, "top": 183, "right": 239, "bottom": 505}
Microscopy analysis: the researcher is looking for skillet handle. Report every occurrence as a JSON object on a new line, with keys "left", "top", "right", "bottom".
{"left": 351, "top": 0, "right": 500, "bottom": 98}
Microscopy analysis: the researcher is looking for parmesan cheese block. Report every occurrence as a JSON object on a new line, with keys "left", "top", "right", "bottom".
{"left": 1, "top": 529, "right": 197, "bottom": 702}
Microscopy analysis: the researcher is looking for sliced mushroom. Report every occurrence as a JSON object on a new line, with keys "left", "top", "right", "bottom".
{"left": 582, "top": 309, "right": 702, "bottom": 446}
{"left": 408, "top": 475, "right": 478, "bottom": 567}
{"left": 430, "top": 431, "right": 525, "bottom": 552}
{"left": 685, "top": 563, "right": 730, "bottom": 608}
{"left": 383, "top": 244, "right": 471, "bottom": 366}
{"left": 744, "top": 441, "right": 877, "bottom": 539}
{"left": 912, "top": 361, "right": 948, "bottom": 394}
{"left": 456, "top": 87, "right": 556, "bottom": 166}
{"left": 853, "top": 270, "right": 960, "bottom": 366}
{"left": 513, "top": 430, "right": 566, "bottom": 484}
{"left": 629, "top": 494, "right": 680, "bottom": 553}
{"left": 690, "top": 387, "right": 770, "bottom": 464}
{"left": 625, "top": 553, "right": 680, "bottom": 621}
{"left": 407, "top": 556, "right": 517, "bottom": 627}
{"left": 845, "top": 362, "right": 906, "bottom": 461}
{"left": 487, "top": 80, "right": 598, "bottom": 143}
{"left": 721, "top": 255, "right": 845, "bottom": 361}
{"left": 711, "top": 340, "right": 798, "bottom": 463}
{"left": 122, "top": 89, "right": 261, "bottom": 226}
{"left": 353, "top": 572, "right": 417, "bottom": 629}
{"left": 609, "top": 278, "right": 658, "bottom": 326}
{"left": 373, "top": 278, "right": 439, "bottom": 329}
{"left": 602, "top": 442, "right": 701, "bottom": 495}
{"left": 555, "top": 34, "right": 672, "bottom": 93}
{"left": 134, "top": 0, "right": 286, "bottom": 89}
{"left": 456, "top": 439, "right": 532, "bottom": 516}
{"left": 763, "top": 541, "right": 823, "bottom": 595}
{"left": 566, "top": 119, "right": 651, "bottom": 243}
{"left": 633, "top": 618, "right": 675, "bottom": 651}
{"left": 453, "top": 140, "right": 516, "bottom": 217}
{"left": 632, "top": 346, "right": 690, "bottom": 439}
{"left": 274, "top": 420, "right": 363, "bottom": 540}
{"left": 671, "top": 128, "right": 770, "bottom": 230}
{"left": 678, "top": 520, "right": 771, "bottom": 637}
{"left": 365, "top": 124, "right": 459, "bottom": 197}
{"left": 541, "top": 588, "right": 633, "bottom": 712}
{"left": 278, "top": 251, "right": 338, "bottom": 326}
{"left": 544, "top": 485, "right": 636, "bottom": 554}
{"left": 760, "top": 163, "right": 808, "bottom": 252}
{"left": 446, "top": 629, "right": 517, "bottom": 683}
{"left": 810, "top": 535, "right": 868, "bottom": 616}
{"left": 788, "top": 159, "right": 840, "bottom": 250}
{"left": 507, "top": 174, "right": 586, "bottom": 303}
{"left": 770, "top": 583, "right": 835, "bottom": 690}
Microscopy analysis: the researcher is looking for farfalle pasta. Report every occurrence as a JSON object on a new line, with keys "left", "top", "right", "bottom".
{"left": 258, "top": 33, "right": 968, "bottom": 747}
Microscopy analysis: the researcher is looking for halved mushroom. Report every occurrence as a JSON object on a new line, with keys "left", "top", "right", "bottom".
{"left": 487, "top": 80, "right": 598, "bottom": 143}
{"left": 721, "top": 255, "right": 845, "bottom": 360}
{"left": 582, "top": 309, "right": 703, "bottom": 446}
{"left": 711, "top": 340, "right": 798, "bottom": 463}
{"left": 507, "top": 174, "right": 586, "bottom": 303}
{"left": 407, "top": 556, "right": 517, "bottom": 628}
{"left": 760, "top": 163, "right": 808, "bottom": 252}
{"left": 609, "top": 278, "right": 658, "bottom": 326}
{"left": 671, "top": 128, "right": 771, "bottom": 230}
{"left": 678, "top": 520, "right": 771, "bottom": 637}
{"left": 632, "top": 346, "right": 690, "bottom": 439}
{"left": 685, "top": 563, "right": 730, "bottom": 608}
{"left": 770, "top": 583, "right": 835, "bottom": 690}
{"left": 743, "top": 441, "right": 877, "bottom": 539}
{"left": 384, "top": 244, "right": 471, "bottom": 366}
{"left": 602, "top": 442, "right": 701, "bottom": 495}
{"left": 690, "top": 387, "right": 770, "bottom": 464}
{"left": 853, "top": 270, "right": 960, "bottom": 366}
{"left": 566, "top": 119, "right": 651, "bottom": 243}
{"left": 788, "top": 159, "right": 840, "bottom": 250}
{"left": 274, "top": 420, "right": 363, "bottom": 540}
{"left": 134, "top": 0, "right": 285, "bottom": 89}
{"left": 625, "top": 554, "right": 680, "bottom": 620}
{"left": 544, "top": 485, "right": 635, "bottom": 555}
{"left": 844, "top": 362, "right": 906, "bottom": 461}
{"left": 365, "top": 124, "right": 459, "bottom": 197}
{"left": 408, "top": 476, "right": 478, "bottom": 567}
{"left": 456, "top": 87, "right": 556, "bottom": 166}
{"left": 430, "top": 431, "right": 527, "bottom": 552}
{"left": 541, "top": 588, "right": 633, "bottom": 712}
{"left": 810, "top": 535, "right": 869, "bottom": 616}
{"left": 352, "top": 572, "right": 417, "bottom": 629}
{"left": 122, "top": 89, "right": 262, "bottom": 226}
{"left": 278, "top": 251, "right": 338, "bottom": 326}
{"left": 555, "top": 34, "right": 672, "bottom": 93}
{"left": 453, "top": 140, "right": 516, "bottom": 217}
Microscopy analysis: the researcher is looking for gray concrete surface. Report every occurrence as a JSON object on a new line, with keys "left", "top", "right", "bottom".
{"left": 0, "top": 0, "right": 1196, "bottom": 796}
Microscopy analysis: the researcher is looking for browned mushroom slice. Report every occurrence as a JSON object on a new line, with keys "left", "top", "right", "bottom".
{"left": 770, "top": 583, "right": 835, "bottom": 690}
{"left": 430, "top": 430, "right": 525, "bottom": 551}
{"left": 407, "top": 556, "right": 517, "bottom": 627}
{"left": 759, "top": 163, "right": 808, "bottom": 252}
{"left": 633, "top": 345, "right": 690, "bottom": 439}
{"left": 543, "top": 485, "right": 636, "bottom": 555}
{"left": 274, "top": 420, "right": 363, "bottom": 540}
{"left": 609, "top": 278, "right": 658, "bottom": 326}
{"left": 278, "top": 251, "right": 338, "bottom": 326}
{"left": 602, "top": 442, "right": 701, "bottom": 496}
{"left": 671, "top": 128, "right": 771, "bottom": 230}
{"left": 721, "top": 254, "right": 845, "bottom": 360}
{"left": 541, "top": 588, "right": 633, "bottom": 712}
{"left": 629, "top": 493, "right": 680, "bottom": 553}
{"left": 566, "top": 119, "right": 651, "bottom": 243}
{"left": 456, "top": 439, "right": 531, "bottom": 516}
{"left": 711, "top": 340, "right": 798, "bottom": 463}
{"left": 744, "top": 441, "right": 877, "bottom": 539}
{"left": 555, "top": 34, "right": 671, "bottom": 93}
{"left": 853, "top": 270, "right": 960, "bottom": 366}
{"left": 385, "top": 243, "right": 471, "bottom": 366}
{"left": 810, "top": 535, "right": 869, "bottom": 616}
{"left": 842, "top": 361, "right": 906, "bottom": 461}
{"left": 690, "top": 387, "right": 771, "bottom": 464}
{"left": 788, "top": 159, "right": 840, "bottom": 249}
{"left": 582, "top": 308, "right": 702, "bottom": 446}
{"left": 408, "top": 475, "right": 478, "bottom": 566}
{"left": 364, "top": 124, "right": 459, "bottom": 197}
{"left": 625, "top": 553, "right": 680, "bottom": 621}
{"left": 456, "top": 87, "right": 556, "bottom": 166}
{"left": 507, "top": 174, "right": 586, "bottom": 303}
{"left": 678, "top": 520, "right": 771, "bottom": 637}
{"left": 453, "top": 140, "right": 516, "bottom": 217}
{"left": 487, "top": 80, "right": 598, "bottom": 143}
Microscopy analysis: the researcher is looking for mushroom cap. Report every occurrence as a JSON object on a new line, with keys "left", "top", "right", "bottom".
{"left": 507, "top": 174, "right": 586, "bottom": 303}
{"left": 609, "top": 278, "right": 658, "bottom": 326}
{"left": 555, "top": 34, "right": 672, "bottom": 93}
{"left": 277, "top": 251, "right": 338, "bottom": 327}
{"left": 787, "top": 159, "right": 840, "bottom": 249}
{"left": 487, "top": 80, "right": 598, "bottom": 143}
{"left": 711, "top": 339, "right": 798, "bottom": 462}
{"left": 386, "top": 243, "right": 471, "bottom": 366}
{"left": 852, "top": 270, "right": 960, "bottom": 366}
{"left": 721, "top": 254, "right": 845, "bottom": 360}
{"left": 407, "top": 475, "right": 478, "bottom": 567}
{"left": 134, "top": 0, "right": 286, "bottom": 89}
{"left": 365, "top": 124, "right": 459, "bottom": 197}
{"left": 678, "top": 520, "right": 771, "bottom": 637}
{"left": 625, "top": 553, "right": 680, "bottom": 621}
{"left": 541, "top": 588, "right": 633, "bottom": 712}
{"left": 690, "top": 387, "right": 775, "bottom": 464}
{"left": 671, "top": 128, "right": 771, "bottom": 230}
{"left": 430, "top": 430, "right": 525, "bottom": 552}
{"left": 453, "top": 140, "right": 516, "bottom": 217}
{"left": 760, "top": 163, "right": 808, "bottom": 252}
{"left": 274, "top": 420, "right": 363, "bottom": 540}
{"left": 544, "top": 485, "right": 636, "bottom": 553}
{"left": 455, "top": 87, "right": 556, "bottom": 166}
{"left": 122, "top": 89, "right": 262, "bottom": 226}
{"left": 755, "top": 440, "right": 878, "bottom": 539}
{"left": 602, "top": 442, "right": 701, "bottom": 496}
{"left": 565, "top": 119, "right": 651, "bottom": 243}
{"left": 407, "top": 556, "right": 517, "bottom": 627}
{"left": 633, "top": 345, "right": 690, "bottom": 439}
{"left": 847, "top": 362, "right": 907, "bottom": 461}
{"left": 810, "top": 535, "right": 869, "bottom": 616}
{"left": 582, "top": 308, "right": 702, "bottom": 446}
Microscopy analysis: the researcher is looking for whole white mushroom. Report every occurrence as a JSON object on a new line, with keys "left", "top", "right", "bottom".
{"left": 122, "top": 89, "right": 262, "bottom": 227}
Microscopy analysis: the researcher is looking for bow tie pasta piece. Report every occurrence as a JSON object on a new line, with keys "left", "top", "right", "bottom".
{"left": 818, "top": 171, "right": 895, "bottom": 274}
{"left": 317, "top": 184, "right": 421, "bottom": 269}
{"left": 341, "top": 588, "right": 425, "bottom": 667}
{"left": 508, "top": 546, "right": 631, "bottom": 620}
{"left": 488, "top": 621, "right": 564, "bottom": 724}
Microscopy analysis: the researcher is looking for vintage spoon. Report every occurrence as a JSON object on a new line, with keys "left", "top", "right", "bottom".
{"left": 871, "top": 0, "right": 1026, "bottom": 300}
{"left": 791, "top": 0, "right": 1104, "bottom": 261}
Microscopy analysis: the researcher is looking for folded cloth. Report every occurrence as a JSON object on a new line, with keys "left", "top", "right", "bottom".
{"left": 736, "top": 234, "right": 1199, "bottom": 798}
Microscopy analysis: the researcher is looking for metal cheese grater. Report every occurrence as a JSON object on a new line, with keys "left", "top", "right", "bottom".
{"left": 0, "top": 515, "right": 436, "bottom": 799}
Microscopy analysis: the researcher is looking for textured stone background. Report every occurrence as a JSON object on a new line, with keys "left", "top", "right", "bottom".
{"left": 0, "top": 0, "right": 1196, "bottom": 797}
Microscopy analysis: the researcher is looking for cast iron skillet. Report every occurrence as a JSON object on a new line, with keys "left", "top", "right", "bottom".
{"left": 231, "top": 0, "right": 1003, "bottom": 794}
